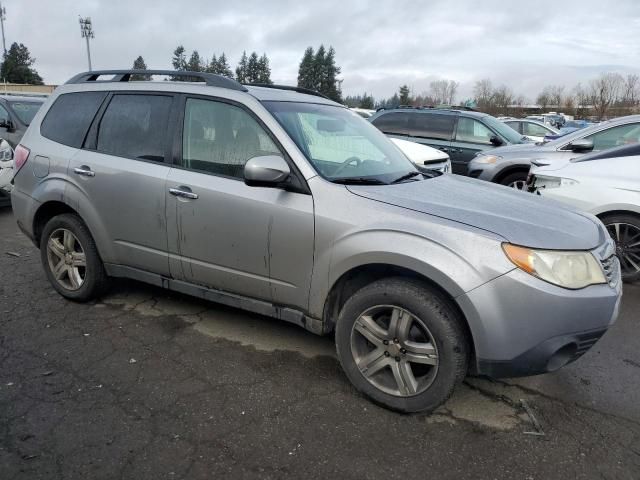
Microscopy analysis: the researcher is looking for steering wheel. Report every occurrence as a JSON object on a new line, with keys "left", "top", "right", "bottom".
{"left": 332, "top": 156, "right": 362, "bottom": 177}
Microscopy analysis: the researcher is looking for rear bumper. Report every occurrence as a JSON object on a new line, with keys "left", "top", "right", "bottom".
{"left": 10, "top": 187, "right": 38, "bottom": 244}
{"left": 459, "top": 264, "right": 622, "bottom": 378}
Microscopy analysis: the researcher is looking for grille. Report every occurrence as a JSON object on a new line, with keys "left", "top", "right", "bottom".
{"left": 572, "top": 329, "right": 607, "bottom": 360}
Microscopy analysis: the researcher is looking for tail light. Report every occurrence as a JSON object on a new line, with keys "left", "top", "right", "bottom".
{"left": 14, "top": 144, "right": 30, "bottom": 173}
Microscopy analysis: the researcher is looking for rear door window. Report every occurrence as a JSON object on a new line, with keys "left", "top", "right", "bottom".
{"left": 504, "top": 121, "right": 521, "bottom": 134}
{"left": 410, "top": 113, "right": 455, "bottom": 140}
{"left": 41, "top": 92, "right": 107, "bottom": 148}
{"left": 371, "top": 112, "right": 411, "bottom": 135}
{"left": 455, "top": 117, "right": 494, "bottom": 144}
{"left": 96, "top": 94, "right": 173, "bottom": 162}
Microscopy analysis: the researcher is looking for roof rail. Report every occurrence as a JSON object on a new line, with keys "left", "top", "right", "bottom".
{"left": 245, "top": 83, "right": 331, "bottom": 100}
{"left": 65, "top": 70, "right": 248, "bottom": 92}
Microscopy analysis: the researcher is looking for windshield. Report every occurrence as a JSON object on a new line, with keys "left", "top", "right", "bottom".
{"left": 263, "top": 101, "right": 417, "bottom": 183}
{"left": 8, "top": 101, "right": 42, "bottom": 125}
{"left": 483, "top": 115, "right": 527, "bottom": 144}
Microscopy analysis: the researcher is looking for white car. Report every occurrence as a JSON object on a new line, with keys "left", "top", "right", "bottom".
{"left": 0, "top": 140, "right": 14, "bottom": 207}
{"left": 502, "top": 119, "right": 560, "bottom": 142}
{"left": 390, "top": 137, "right": 451, "bottom": 173}
{"left": 529, "top": 143, "right": 640, "bottom": 282}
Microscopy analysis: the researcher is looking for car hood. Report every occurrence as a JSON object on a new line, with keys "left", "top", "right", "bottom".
{"left": 391, "top": 138, "right": 449, "bottom": 164}
{"left": 347, "top": 174, "right": 604, "bottom": 250}
{"left": 482, "top": 142, "right": 554, "bottom": 158}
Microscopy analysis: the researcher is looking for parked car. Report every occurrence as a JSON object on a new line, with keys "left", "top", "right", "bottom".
{"left": 0, "top": 95, "right": 46, "bottom": 148}
{"left": 468, "top": 115, "right": 640, "bottom": 189}
{"left": 502, "top": 119, "right": 559, "bottom": 142}
{"left": 0, "top": 95, "right": 45, "bottom": 206}
{"left": 369, "top": 107, "right": 530, "bottom": 174}
{"left": 0, "top": 139, "right": 14, "bottom": 207}
{"left": 544, "top": 120, "right": 593, "bottom": 140}
{"left": 12, "top": 69, "right": 622, "bottom": 413}
{"left": 390, "top": 137, "right": 451, "bottom": 172}
{"left": 528, "top": 143, "right": 640, "bottom": 282}
{"left": 350, "top": 107, "right": 376, "bottom": 119}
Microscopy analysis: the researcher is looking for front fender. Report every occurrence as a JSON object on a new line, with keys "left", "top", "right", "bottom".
{"left": 308, "top": 227, "right": 514, "bottom": 319}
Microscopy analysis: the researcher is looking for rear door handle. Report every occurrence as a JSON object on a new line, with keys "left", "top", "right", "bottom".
{"left": 73, "top": 166, "right": 95, "bottom": 177}
{"left": 169, "top": 186, "right": 198, "bottom": 200}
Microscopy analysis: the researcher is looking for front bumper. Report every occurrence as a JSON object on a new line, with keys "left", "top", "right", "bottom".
{"left": 459, "top": 255, "right": 622, "bottom": 378}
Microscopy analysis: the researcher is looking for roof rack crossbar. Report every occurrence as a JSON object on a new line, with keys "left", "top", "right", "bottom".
{"left": 245, "top": 83, "right": 331, "bottom": 100}
{"left": 65, "top": 70, "right": 248, "bottom": 92}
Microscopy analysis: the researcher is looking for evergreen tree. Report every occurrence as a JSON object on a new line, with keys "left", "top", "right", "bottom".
{"left": 235, "top": 51, "right": 248, "bottom": 83}
{"left": 297, "top": 47, "right": 315, "bottom": 90}
{"left": 217, "top": 53, "right": 233, "bottom": 78}
{"left": 131, "top": 56, "right": 151, "bottom": 81}
{"left": 256, "top": 54, "right": 272, "bottom": 84}
{"left": 171, "top": 45, "right": 187, "bottom": 71}
{"left": 399, "top": 85, "right": 411, "bottom": 105}
{"left": 322, "top": 46, "right": 342, "bottom": 102}
{"left": 246, "top": 52, "right": 260, "bottom": 83}
{"left": 0, "top": 42, "right": 43, "bottom": 85}
{"left": 360, "top": 93, "right": 374, "bottom": 109}
{"left": 313, "top": 45, "right": 326, "bottom": 92}
{"left": 205, "top": 54, "right": 218, "bottom": 73}
{"left": 187, "top": 50, "right": 203, "bottom": 72}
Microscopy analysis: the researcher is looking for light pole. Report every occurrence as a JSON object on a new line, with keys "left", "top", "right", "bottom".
{"left": 0, "top": 3, "right": 7, "bottom": 56}
{"left": 78, "top": 17, "right": 94, "bottom": 71}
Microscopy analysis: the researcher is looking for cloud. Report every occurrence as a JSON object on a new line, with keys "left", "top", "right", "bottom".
{"left": 5, "top": 0, "right": 640, "bottom": 100}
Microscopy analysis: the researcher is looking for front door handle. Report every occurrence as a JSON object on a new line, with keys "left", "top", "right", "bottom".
{"left": 169, "top": 186, "right": 198, "bottom": 200}
{"left": 73, "top": 166, "right": 95, "bottom": 177}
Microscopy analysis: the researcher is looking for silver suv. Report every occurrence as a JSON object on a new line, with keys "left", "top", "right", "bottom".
{"left": 11, "top": 70, "right": 622, "bottom": 413}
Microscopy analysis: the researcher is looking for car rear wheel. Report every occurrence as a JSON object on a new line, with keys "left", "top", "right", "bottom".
{"left": 40, "top": 213, "right": 109, "bottom": 301}
{"left": 500, "top": 172, "right": 528, "bottom": 190}
{"left": 335, "top": 277, "right": 469, "bottom": 413}
{"left": 601, "top": 213, "right": 640, "bottom": 283}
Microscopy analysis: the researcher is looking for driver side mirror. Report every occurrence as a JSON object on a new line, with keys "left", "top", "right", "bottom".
{"left": 568, "top": 139, "right": 594, "bottom": 153}
{"left": 0, "top": 119, "right": 13, "bottom": 131}
{"left": 244, "top": 155, "right": 291, "bottom": 188}
{"left": 489, "top": 135, "right": 504, "bottom": 146}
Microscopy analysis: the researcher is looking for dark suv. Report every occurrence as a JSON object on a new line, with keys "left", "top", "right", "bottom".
{"left": 0, "top": 95, "right": 45, "bottom": 148}
{"left": 369, "top": 108, "right": 528, "bottom": 174}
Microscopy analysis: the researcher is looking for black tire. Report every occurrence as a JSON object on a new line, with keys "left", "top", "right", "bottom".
{"left": 40, "top": 213, "right": 109, "bottom": 301}
{"left": 335, "top": 277, "right": 469, "bottom": 413}
{"left": 600, "top": 213, "right": 640, "bottom": 283}
{"left": 499, "top": 171, "right": 528, "bottom": 190}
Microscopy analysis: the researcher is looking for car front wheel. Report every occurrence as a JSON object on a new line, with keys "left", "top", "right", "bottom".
{"left": 601, "top": 213, "right": 640, "bottom": 283}
{"left": 335, "top": 277, "right": 469, "bottom": 413}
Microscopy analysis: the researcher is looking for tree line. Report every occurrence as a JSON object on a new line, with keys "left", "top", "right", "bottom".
{"left": 346, "top": 72, "right": 640, "bottom": 120}
{"left": 131, "top": 44, "right": 344, "bottom": 102}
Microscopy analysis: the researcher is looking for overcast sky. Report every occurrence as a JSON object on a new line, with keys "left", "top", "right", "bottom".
{"left": 8, "top": 0, "right": 640, "bottom": 101}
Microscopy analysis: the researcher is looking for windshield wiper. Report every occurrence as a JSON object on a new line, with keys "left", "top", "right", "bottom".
{"left": 331, "top": 177, "right": 388, "bottom": 185}
{"left": 390, "top": 171, "right": 423, "bottom": 184}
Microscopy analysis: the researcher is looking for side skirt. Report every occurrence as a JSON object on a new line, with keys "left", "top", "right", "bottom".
{"left": 104, "top": 264, "right": 324, "bottom": 335}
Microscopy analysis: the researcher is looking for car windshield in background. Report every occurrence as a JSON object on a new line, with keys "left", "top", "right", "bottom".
{"left": 9, "top": 101, "right": 43, "bottom": 125}
{"left": 263, "top": 101, "right": 418, "bottom": 183}
{"left": 482, "top": 115, "right": 527, "bottom": 144}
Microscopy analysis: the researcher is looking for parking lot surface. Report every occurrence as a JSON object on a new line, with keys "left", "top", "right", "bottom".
{"left": 1, "top": 207, "right": 639, "bottom": 479}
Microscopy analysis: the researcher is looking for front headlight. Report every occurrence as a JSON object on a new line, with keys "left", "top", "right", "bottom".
{"left": 474, "top": 155, "right": 501, "bottom": 164}
{"left": 503, "top": 243, "right": 605, "bottom": 289}
{"left": 534, "top": 175, "right": 578, "bottom": 189}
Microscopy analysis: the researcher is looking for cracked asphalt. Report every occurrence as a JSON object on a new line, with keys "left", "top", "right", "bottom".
{"left": 1, "top": 206, "right": 639, "bottom": 479}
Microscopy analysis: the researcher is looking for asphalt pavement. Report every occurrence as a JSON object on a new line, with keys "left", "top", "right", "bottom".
{"left": 1, "top": 206, "right": 639, "bottom": 479}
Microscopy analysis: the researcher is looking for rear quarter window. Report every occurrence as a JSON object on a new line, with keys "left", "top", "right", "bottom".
{"left": 371, "top": 112, "right": 411, "bottom": 136}
{"left": 40, "top": 92, "right": 107, "bottom": 148}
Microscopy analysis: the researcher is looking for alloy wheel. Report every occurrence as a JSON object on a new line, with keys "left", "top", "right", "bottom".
{"left": 350, "top": 305, "right": 439, "bottom": 397}
{"left": 606, "top": 222, "right": 640, "bottom": 278}
{"left": 46, "top": 228, "right": 87, "bottom": 291}
{"left": 509, "top": 180, "right": 528, "bottom": 190}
